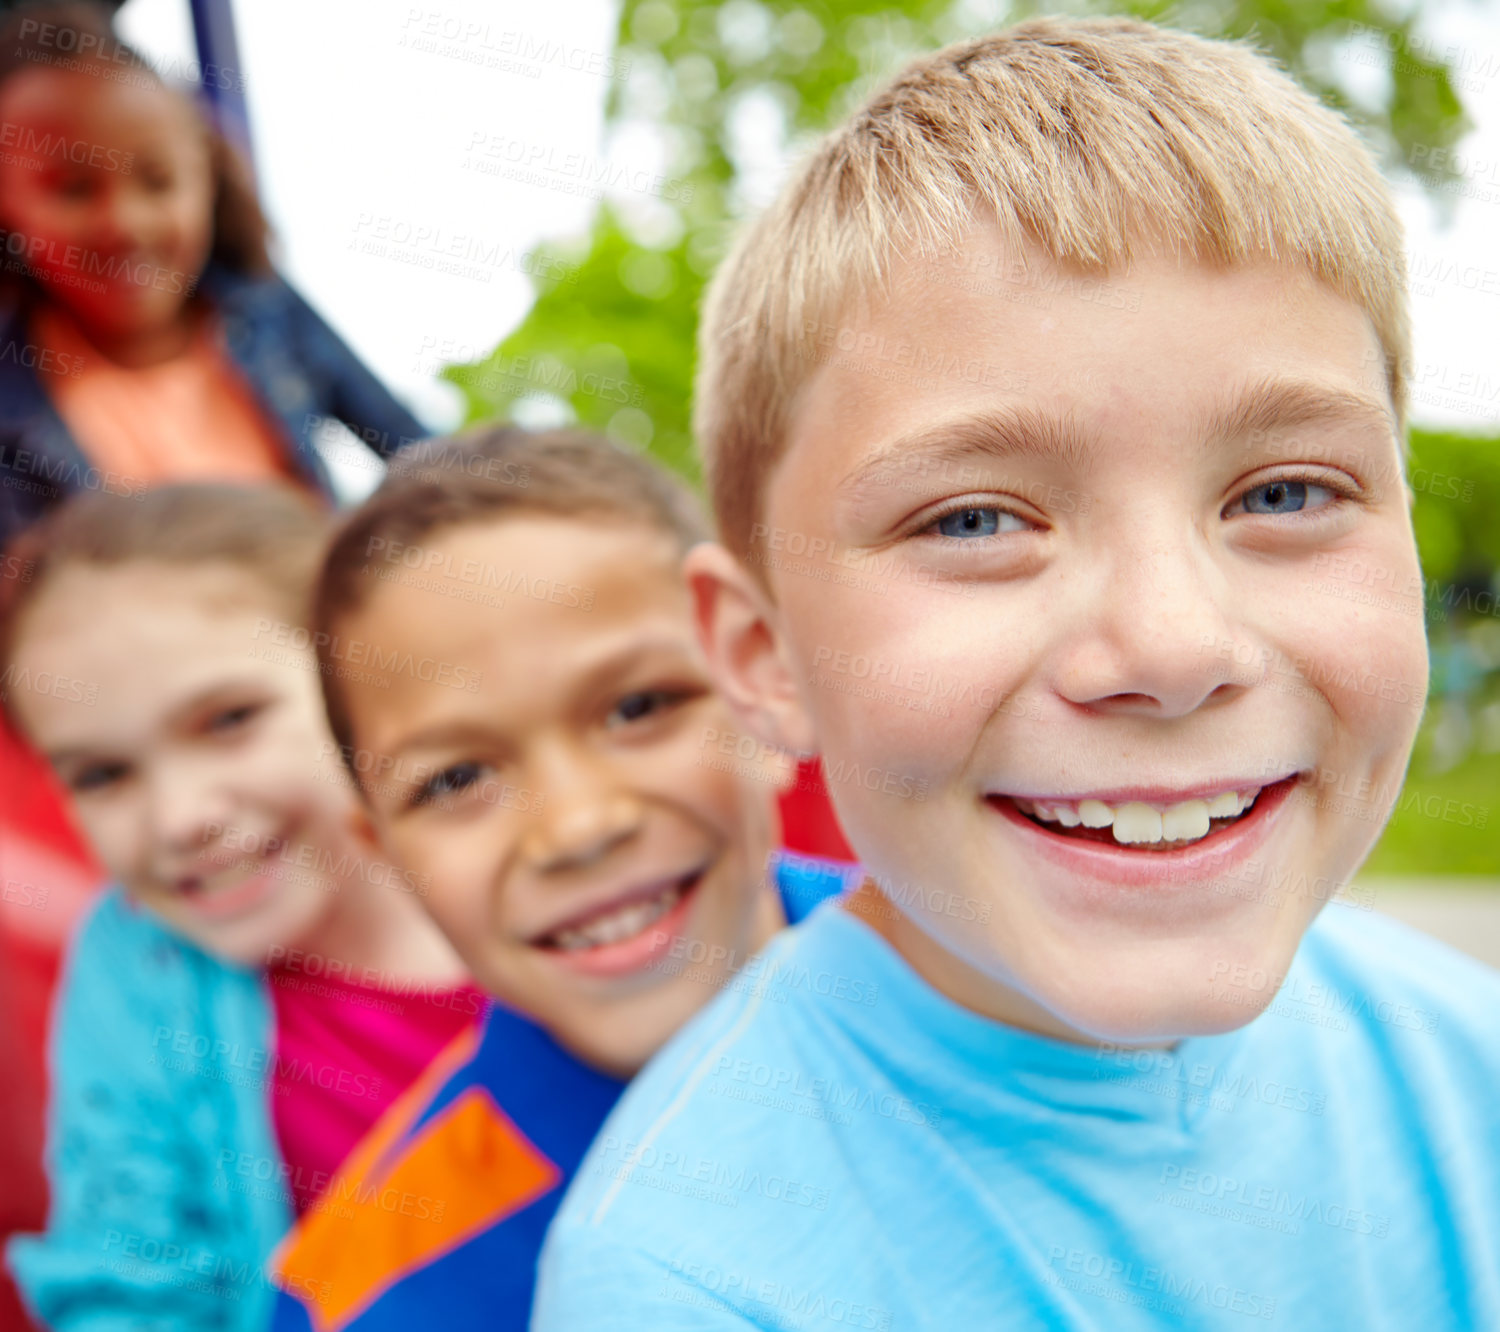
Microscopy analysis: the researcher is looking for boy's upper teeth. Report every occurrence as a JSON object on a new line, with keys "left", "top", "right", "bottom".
{"left": 549, "top": 882, "right": 685, "bottom": 952}
{"left": 1015, "top": 788, "right": 1260, "bottom": 845}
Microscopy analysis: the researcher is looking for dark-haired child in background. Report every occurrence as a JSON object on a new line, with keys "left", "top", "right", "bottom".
{"left": 0, "top": 1, "right": 424, "bottom": 537}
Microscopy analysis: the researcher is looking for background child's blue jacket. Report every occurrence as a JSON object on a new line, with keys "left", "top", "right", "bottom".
{"left": 0, "top": 264, "right": 426, "bottom": 544}
{"left": 6, "top": 887, "right": 290, "bottom": 1331}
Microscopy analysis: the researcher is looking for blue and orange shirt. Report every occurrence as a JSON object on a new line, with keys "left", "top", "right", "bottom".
{"left": 269, "top": 852, "right": 856, "bottom": 1332}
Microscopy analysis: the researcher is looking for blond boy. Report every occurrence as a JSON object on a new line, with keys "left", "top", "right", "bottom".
{"left": 534, "top": 17, "right": 1500, "bottom": 1329}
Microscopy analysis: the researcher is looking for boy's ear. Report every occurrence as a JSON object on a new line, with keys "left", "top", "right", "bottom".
{"left": 684, "top": 541, "right": 818, "bottom": 757}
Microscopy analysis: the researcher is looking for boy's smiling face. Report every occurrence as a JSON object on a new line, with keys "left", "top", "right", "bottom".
{"left": 693, "top": 227, "right": 1428, "bottom": 1044}
{"left": 340, "top": 516, "right": 786, "bottom": 1077}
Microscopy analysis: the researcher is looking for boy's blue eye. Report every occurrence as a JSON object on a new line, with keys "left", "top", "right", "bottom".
{"left": 413, "top": 761, "right": 484, "bottom": 808}
{"left": 1236, "top": 480, "right": 1336, "bottom": 516}
{"left": 932, "top": 507, "right": 1019, "bottom": 538}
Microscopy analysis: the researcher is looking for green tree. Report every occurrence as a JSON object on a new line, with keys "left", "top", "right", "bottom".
{"left": 443, "top": 0, "right": 1471, "bottom": 478}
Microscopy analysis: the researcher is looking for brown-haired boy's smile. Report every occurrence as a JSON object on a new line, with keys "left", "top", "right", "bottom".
{"left": 340, "top": 516, "right": 787, "bottom": 1076}
{"left": 690, "top": 229, "right": 1429, "bottom": 1047}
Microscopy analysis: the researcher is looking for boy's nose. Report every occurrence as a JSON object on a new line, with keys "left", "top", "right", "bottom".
{"left": 146, "top": 760, "right": 234, "bottom": 862}
{"left": 523, "top": 793, "right": 644, "bottom": 874}
{"left": 519, "top": 743, "right": 645, "bottom": 872}
{"left": 1053, "top": 537, "right": 1251, "bottom": 719}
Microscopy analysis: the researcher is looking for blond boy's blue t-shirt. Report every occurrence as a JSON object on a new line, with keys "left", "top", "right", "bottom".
{"left": 534, "top": 899, "right": 1500, "bottom": 1330}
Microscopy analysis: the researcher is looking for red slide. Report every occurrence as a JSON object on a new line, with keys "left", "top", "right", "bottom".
{"left": 0, "top": 719, "right": 103, "bottom": 1332}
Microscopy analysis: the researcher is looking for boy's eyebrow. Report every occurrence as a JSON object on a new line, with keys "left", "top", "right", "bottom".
{"left": 836, "top": 379, "right": 1396, "bottom": 510}
{"left": 43, "top": 744, "right": 107, "bottom": 767}
{"left": 377, "top": 632, "right": 700, "bottom": 763}
{"left": 39, "top": 675, "right": 272, "bottom": 766}
{"left": 1203, "top": 377, "right": 1398, "bottom": 446}
{"left": 837, "top": 405, "right": 1095, "bottom": 508}
{"left": 381, "top": 718, "right": 498, "bottom": 766}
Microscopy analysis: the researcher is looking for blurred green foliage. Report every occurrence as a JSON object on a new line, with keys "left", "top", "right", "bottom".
{"left": 444, "top": 0, "right": 1471, "bottom": 473}
{"left": 1370, "top": 429, "right": 1500, "bottom": 875}
{"left": 440, "top": 1, "right": 1497, "bottom": 872}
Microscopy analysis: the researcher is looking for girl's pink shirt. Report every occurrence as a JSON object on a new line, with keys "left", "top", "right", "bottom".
{"left": 268, "top": 965, "right": 486, "bottom": 1212}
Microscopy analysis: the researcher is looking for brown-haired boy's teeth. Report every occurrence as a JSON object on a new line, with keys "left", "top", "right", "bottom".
{"left": 547, "top": 882, "right": 684, "bottom": 951}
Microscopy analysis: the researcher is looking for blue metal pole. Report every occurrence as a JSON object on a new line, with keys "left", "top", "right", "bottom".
{"left": 187, "top": 0, "right": 254, "bottom": 171}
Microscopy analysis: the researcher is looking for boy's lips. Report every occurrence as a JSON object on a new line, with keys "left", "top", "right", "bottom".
{"left": 984, "top": 775, "right": 1302, "bottom": 888}
{"left": 167, "top": 823, "right": 295, "bottom": 922}
{"left": 171, "top": 859, "right": 280, "bottom": 921}
{"left": 530, "top": 866, "right": 708, "bottom": 979}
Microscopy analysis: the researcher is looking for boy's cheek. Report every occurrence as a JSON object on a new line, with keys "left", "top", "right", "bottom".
{"left": 1302, "top": 587, "right": 1428, "bottom": 740}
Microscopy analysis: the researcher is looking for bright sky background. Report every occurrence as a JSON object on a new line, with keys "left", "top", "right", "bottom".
{"left": 119, "top": 0, "right": 1500, "bottom": 451}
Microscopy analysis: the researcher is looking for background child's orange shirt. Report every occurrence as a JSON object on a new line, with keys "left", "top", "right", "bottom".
{"left": 34, "top": 305, "right": 303, "bottom": 487}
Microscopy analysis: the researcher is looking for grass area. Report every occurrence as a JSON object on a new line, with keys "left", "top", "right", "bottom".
{"left": 1361, "top": 745, "right": 1500, "bottom": 877}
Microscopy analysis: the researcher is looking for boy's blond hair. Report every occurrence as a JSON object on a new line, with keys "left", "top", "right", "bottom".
{"left": 695, "top": 15, "right": 1409, "bottom": 563}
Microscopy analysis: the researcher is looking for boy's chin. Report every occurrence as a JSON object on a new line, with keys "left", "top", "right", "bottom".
{"left": 1034, "top": 950, "right": 1291, "bottom": 1047}
{"left": 522, "top": 978, "right": 717, "bottom": 1080}
{"left": 1056, "top": 994, "right": 1273, "bottom": 1048}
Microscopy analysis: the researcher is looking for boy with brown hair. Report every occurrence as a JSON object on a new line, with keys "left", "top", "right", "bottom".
{"left": 534, "top": 16, "right": 1500, "bottom": 1329}
{"left": 268, "top": 426, "right": 852, "bottom": 1332}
